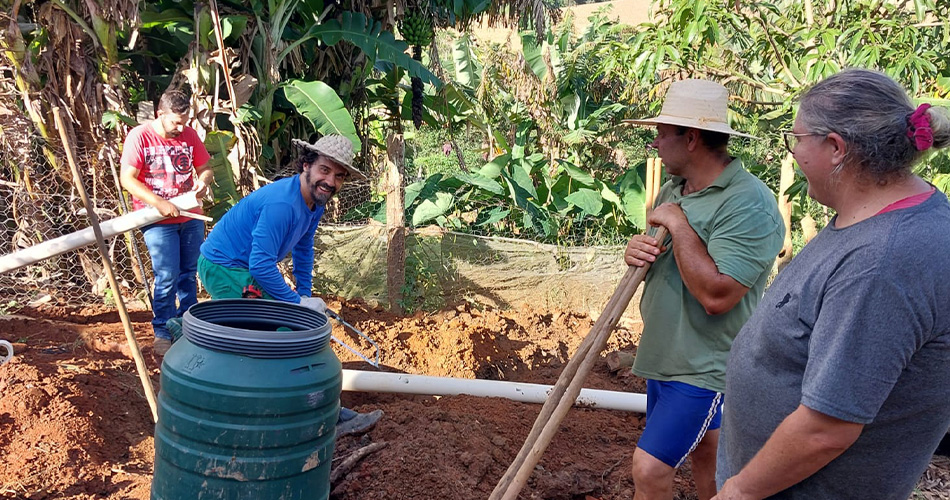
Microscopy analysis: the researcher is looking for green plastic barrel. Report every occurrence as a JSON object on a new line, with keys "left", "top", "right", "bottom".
{"left": 151, "top": 299, "right": 341, "bottom": 499}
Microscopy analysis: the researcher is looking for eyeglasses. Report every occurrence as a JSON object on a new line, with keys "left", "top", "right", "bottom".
{"left": 782, "top": 131, "right": 824, "bottom": 154}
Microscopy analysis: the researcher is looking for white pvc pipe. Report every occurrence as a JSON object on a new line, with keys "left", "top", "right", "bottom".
{"left": 0, "top": 192, "right": 200, "bottom": 275}
{"left": 341, "top": 369, "right": 647, "bottom": 413}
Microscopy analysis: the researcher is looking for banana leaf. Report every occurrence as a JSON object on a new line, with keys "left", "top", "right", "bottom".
{"left": 283, "top": 79, "right": 359, "bottom": 149}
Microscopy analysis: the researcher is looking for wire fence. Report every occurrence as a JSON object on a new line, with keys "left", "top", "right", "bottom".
{"left": 0, "top": 98, "right": 155, "bottom": 312}
{"left": 0, "top": 179, "right": 630, "bottom": 316}
{"left": 0, "top": 113, "right": 629, "bottom": 315}
{"left": 0, "top": 187, "right": 148, "bottom": 311}
{"left": 0, "top": 178, "right": 380, "bottom": 312}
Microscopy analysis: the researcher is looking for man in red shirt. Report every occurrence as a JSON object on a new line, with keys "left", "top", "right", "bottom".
{"left": 120, "top": 90, "right": 214, "bottom": 356}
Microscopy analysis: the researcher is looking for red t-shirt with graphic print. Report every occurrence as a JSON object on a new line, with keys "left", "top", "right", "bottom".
{"left": 121, "top": 122, "right": 211, "bottom": 224}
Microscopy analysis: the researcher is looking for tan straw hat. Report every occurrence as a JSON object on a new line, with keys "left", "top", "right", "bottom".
{"left": 291, "top": 135, "right": 367, "bottom": 181}
{"left": 625, "top": 80, "right": 757, "bottom": 139}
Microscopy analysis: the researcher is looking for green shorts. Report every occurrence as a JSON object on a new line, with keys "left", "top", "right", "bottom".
{"left": 197, "top": 255, "right": 276, "bottom": 300}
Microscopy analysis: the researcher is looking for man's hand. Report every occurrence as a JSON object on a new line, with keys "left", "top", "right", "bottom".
{"left": 299, "top": 296, "right": 328, "bottom": 315}
{"left": 155, "top": 199, "right": 180, "bottom": 218}
{"left": 194, "top": 180, "right": 211, "bottom": 200}
{"left": 624, "top": 202, "right": 687, "bottom": 266}
{"left": 648, "top": 202, "right": 688, "bottom": 232}
{"left": 195, "top": 165, "right": 214, "bottom": 200}
{"left": 711, "top": 478, "right": 757, "bottom": 500}
{"left": 624, "top": 234, "right": 665, "bottom": 267}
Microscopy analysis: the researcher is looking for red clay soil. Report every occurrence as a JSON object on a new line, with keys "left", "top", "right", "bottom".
{"left": 1, "top": 299, "right": 947, "bottom": 499}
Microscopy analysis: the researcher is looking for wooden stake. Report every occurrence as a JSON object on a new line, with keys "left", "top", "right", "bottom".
{"left": 490, "top": 227, "right": 668, "bottom": 500}
{"left": 801, "top": 213, "right": 818, "bottom": 244}
{"left": 105, "top": 150, "right": 152, "bottom": 309}
{"left": 385, "top": 134, "right": 406, "bottom": 314}
{"left": 652, "top": 157, "right": 663, "bottom": 206}
{"left": 52, "top": 107, "right": 159, "bottom": 423}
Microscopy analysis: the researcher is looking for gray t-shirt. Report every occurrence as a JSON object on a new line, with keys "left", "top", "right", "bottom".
{"left": 717, "top": 190, "right": 950, "bottom": 499}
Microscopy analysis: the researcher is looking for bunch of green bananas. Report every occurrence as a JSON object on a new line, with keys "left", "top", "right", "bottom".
{"left": 399, "top": 14, "right": 434, "bottom": 47}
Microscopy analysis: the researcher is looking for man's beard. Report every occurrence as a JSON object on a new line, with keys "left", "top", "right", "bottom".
{"left": 310, "top": 180, "right": 336, "bottom": 206}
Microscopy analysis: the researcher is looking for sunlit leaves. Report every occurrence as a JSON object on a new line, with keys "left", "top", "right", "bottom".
{"left": 282, "top": 79, "right": 360, "bottom": 149}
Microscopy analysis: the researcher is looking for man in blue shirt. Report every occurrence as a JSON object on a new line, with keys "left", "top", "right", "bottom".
{"left": 199, "top": 134, "right": 381, "bottom": 435}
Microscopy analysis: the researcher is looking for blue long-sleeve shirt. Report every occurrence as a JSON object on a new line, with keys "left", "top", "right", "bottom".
{"left": 200, "top": 175, "right": 324, "bottom": 303}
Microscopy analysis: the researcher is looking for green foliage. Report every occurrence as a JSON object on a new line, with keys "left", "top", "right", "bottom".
{"left": 131, "top": 2, "right": 448, "bottom": 179}
{"left": 203, "top": 130, "right": 242, "bottom": 220}
{"left": 101, "top": 111, "right": 137, "bottom": 130}
{"left": 586, "top": 0, "right": 950, "bottom": 228}
{"left": 316, "top": 12, "right": 441, "bottom": 87}
{"left": 394, "top": 12, "right": 667, "bottom": 242}
{"left": 405, "top": 128, "right": 483, "bottom": 178}
{"left": 934, "top": 173, "right": 950, "bottom": 195}
{"left": 0, "top": 300, "right": 20, "bottom": 316}
{"left": 399, "top": 246, "right": 445, "bottom": 314}
{"left": 346, "top": 10, "right": 677, "bottom": 244}
{"left": 452, "top": 34, "right": 481, "bottom": 87}
{"left": 638, "top": 0, "right": 950, "bottom": 151}
{"left": 430, "top": 0, "right": 494, "bottom": 28}
{"left": 282, "top": 79, "right": 360, "bottom": 148}
{"left": 348, "top": 150, "right": 649, "bottom": 245}
{"left": 383, "top": 0, "right": 949, "bottom": 249}
{"left": 520, "top": 32, "right": 548, "bottom": 80}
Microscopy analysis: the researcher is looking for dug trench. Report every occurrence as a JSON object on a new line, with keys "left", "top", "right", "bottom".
{"left": 0, "top": 299, "right": 947, "bottom": 499}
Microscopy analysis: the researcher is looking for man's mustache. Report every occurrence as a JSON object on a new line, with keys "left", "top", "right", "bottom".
{"left": 313, "top": 181, "right": 336, "bottom": 196}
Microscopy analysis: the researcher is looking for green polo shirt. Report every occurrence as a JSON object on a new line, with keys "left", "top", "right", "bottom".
{"left": 633, "top": 158, "right": 784, "bottom": 393}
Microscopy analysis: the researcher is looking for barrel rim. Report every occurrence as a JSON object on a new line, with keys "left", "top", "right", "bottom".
{"left": 183, "top": 299, "right": 332, "bottom": 358}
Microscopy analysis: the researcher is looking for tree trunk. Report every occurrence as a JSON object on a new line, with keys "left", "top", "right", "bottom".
{"left": 386, "top": 134, "right": 406, "bottom": 314}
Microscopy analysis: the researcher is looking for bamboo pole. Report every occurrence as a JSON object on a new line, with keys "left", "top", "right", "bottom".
{"left": 208, "top": 0, "right": 240, "bottom": 117}
{"left": 489, "top": 227, "right": 668, "bottom": 500}
{"left": 645, "top": 158, "right": 655, "bottom": 217}
{"left": 652, "top": 158, "right": 663, "bottom": 205}
{"left": 52, "top": 107, "right": 159, "bottom": 423}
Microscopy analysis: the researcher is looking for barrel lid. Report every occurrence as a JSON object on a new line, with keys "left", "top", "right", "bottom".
{"left": 182, "top": 299, "right": 332, "bottom": 358}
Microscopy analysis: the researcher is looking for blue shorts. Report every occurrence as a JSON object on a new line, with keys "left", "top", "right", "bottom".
{"left": 637, "top": 379, "right": 723, "bottom": 468}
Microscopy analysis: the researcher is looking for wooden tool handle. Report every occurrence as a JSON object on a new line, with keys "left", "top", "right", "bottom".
{"left": 490, "top": 226, "right": 668, "bottom": 500}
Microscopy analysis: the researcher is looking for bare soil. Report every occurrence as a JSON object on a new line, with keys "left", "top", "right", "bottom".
{"left": 0, "top": 299, "right": 947, "bottom": 499}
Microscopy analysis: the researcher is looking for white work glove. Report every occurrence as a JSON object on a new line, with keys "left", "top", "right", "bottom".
{"left": 299, "top": 296, "right": 328, "bottom": 315}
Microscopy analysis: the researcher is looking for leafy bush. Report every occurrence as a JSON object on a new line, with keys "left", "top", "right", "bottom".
{"left": 406, "top": 128, "right": 485, "bottom": 180}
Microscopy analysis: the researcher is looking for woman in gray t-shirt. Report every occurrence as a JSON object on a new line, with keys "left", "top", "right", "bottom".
{"left": 715, "top": 69, "right": 950, "bottom": 500}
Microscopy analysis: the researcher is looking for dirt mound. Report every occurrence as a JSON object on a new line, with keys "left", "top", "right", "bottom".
{"left": 1, "top": 300, "right": 947, "bottom": 499}
{"left": 328, "top": 300, "right": 650, "bottom": 499}
{"left": 0, "top": 315, "right": 155, "bottom": 499}
{"left": 331, "top": 298, "right": 640, "bottom": 383}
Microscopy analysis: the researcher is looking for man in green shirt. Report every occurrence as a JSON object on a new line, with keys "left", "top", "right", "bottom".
{"left": 623, "top": 80, "right": 784, "bottom": 500}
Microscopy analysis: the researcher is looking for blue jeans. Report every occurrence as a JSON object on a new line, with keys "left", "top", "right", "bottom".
{"left": 142, "top": 219, "right": 204, "bottom": 340}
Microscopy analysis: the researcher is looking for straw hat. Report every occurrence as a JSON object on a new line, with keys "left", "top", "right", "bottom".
{"left": 291, "top": 135, "right": 367, "bottom": 181}
{"left": 625, "top": 80, "right": 757, "bottom": 139}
